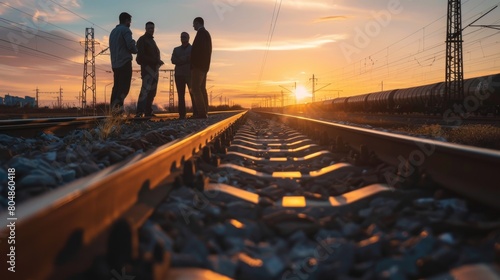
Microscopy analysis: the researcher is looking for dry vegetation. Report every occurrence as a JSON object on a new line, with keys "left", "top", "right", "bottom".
{"left": 94, "top": 108, "right": 127, "bottom": 140}
{"left": 322, "top": 112, "right": 500, "bottom": 150}
{"left": 395, "top": 124, "right": 500, "bottom": 150}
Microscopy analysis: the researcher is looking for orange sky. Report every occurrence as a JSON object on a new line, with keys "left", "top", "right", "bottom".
{"left": 1, "top": 0, "right": 500, "bottom": 109}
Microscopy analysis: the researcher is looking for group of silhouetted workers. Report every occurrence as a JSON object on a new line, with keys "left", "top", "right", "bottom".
{"left": 108, "top": 12, "right": 212, "bottom": 119}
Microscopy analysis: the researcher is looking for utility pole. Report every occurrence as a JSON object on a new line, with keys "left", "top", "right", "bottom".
{"left": 34, "top": 87, "right": 39, "bottom": 108}
{"left": 210, "top": 92, "right": 222, "bottom": 107}
{"left": 58, "top": 86, "right": 63, "bottom": 108}
{"left": 35, "top": 87, "right": 62, "bottom": 108}
{"left": 309, "top": 74, "right": 317, "bottom": 103}
{"left": 309, "top": 74, "right": 331, "bottom": 102}
{"left": 445, "top": 0, "right": 464, "bottom": 107}
{"left": 279, "top": 82, "right": 297, "bottom": 105}
{"left": 293, "top": 82, "right": 297, "bottom": 105}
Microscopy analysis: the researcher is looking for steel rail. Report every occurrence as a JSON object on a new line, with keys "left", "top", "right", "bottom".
{"left": 256, "top": 111, "right": 500, "bottom": 210}
{"left": 0, "top": 111, "right": 240, "bottom": 137}
{"left": 0, "top": 111, "right": 246, "bottom": 280}
{"left": 0, "top": 116, "right": 107, "bottom": 137}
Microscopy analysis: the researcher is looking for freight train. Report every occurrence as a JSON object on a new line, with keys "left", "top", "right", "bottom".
{"left": 284, "top": 73, "right": 500, "bottom": 117}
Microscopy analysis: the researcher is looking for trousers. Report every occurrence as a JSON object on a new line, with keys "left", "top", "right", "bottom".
{"left": 175, "top": 74, "right": 191, "bottom": 118}
{"left": 190, "top": 68, "right": 208, "bottom": 117}
{"left": 137, "top": 65, "right": 159, "bottom": 115}
{"left": 110, "top": 60, "right": 132, "bottom": 113}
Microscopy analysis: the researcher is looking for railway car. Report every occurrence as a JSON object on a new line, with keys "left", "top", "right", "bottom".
{"left": 345, "top": 93, "right": 370, "bottom": 112}
{"left": 332, "top": 97, "right": 348, "bottom": 112}
{"left": 467, "top": 74, "right": 500, "bottom": 115}
{"left": 365, "top": 89, "right": 397, "bottom": 113}
{"left": 392, "top": 83, "right": 439, "bottom": 113}
{"left": 320, "top": 99, "right": 334, "bottom": 111}
{"left": 431, "top": 82, "right": 446, "bottom": 113}
{"left": 283, "top": 73, "right": 500, "bottom": 116}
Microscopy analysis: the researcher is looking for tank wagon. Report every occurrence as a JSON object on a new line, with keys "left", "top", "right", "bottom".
{"left": 285, "top": 73, "right": 500, "bottom": 116}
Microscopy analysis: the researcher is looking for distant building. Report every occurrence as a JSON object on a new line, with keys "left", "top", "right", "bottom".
{"left": 25, "top": 96, "right": 36, "bottom": 107}
{"left": 2, "top": 94, "right": 36, "bottom": 107}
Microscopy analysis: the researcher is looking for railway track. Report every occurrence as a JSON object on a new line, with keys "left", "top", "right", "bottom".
{"left": 0, "top": 111, "right": 241, "bottom": 137}
{"left": 0, "top": 116, "right": 107, "bottom": 138}
{"left": 1, "top": 111, "right": 499, "bottom": 279}
{"left": 280, "top": 106, "right": 500, "bottom": 127}
{"left": 0, "top": 114, "right": 180, "bottom": 138}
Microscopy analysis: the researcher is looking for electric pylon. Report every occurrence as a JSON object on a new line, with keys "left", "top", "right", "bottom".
{"left": 445, "top": 0, "right": 464, "bottom": 106}
{"left": 168, "top": 69, "right": 175, "bottom": 110}
{"left": 81, "top": 27, "right": 97, "bottom": 113}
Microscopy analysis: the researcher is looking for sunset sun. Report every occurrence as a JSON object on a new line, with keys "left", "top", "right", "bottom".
{"left": 294, "top": 85, "right": 312, "bottom": 101}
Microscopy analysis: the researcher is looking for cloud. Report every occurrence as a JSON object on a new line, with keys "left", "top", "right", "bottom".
{"left": 0, "top": 0, "right": 82, "bottom": 25}
{"left": 282, "top": 0, "right": 335, "bottom": 10}
{"left": 0, "top": 22, "right": 86, "bottom": 98}
{"left": 214, "top": 34, "right": 344, "bottom": 51}
{"left": 0, "top": 26, "right": 82, "bottom": 66}
{"left": 314, "top": 15, "right": 347, "bottom": 23}
{"left": 248, "top": 0, "right": 336, "bottom": 10}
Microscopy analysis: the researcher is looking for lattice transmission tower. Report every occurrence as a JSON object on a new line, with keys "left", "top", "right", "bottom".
{"left": 81, "top": 27, "right": 98, "bottom": 113}
{"left": 167, "top": 69, "right": 175, "bottom": 110}
{"left": 445, "top": 0, "right": 464, "bottom": 106}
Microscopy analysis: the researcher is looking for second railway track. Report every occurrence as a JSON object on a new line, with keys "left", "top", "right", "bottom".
{"left": 1, "top": 110, "right": 499, "bottom": 279}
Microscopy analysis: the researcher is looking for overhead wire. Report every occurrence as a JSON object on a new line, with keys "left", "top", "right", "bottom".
{"left": 0, "top": 1, "right": 82, "bottom": 38}
{"left": 0, "top": 37, "right": 78, "bottom": 63}
{"left": 0, "top": 2, "right": 113, "bottom": 73}
{"left": 256, "top": 0, "right": 283, "bottom": 94}
{"left": 319, "top": 0, "right": 500, "bottom": 96}
{"left": 0, "top": 19, "right": 83, "bottom": 55}
{"left": 0, "top": 37, "right": 111, "bottom": 74}
{"left": 47, "top": 0, "right": 110, "bottom": 34}
{"left": 0, "top": 17, "right": 78, "bottom": 42}
{"left": 0, "top": 1, "right": 110, "bottom": 54}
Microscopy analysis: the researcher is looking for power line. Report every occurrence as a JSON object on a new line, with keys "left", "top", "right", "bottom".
{"left": 0, "top": 22, "right": 83, "bottom": 55}
{"left": 0, "top": 17, "right": 78, "bottom": 42}
{"left": 0, "top": 37, "right": 111, "bottom": 73}
{"left": 319, "top": 1, "right": 500, "bottom": 96}
{"left": 256, "top": 0, "right": 283, "bottom": 93}
{"left": 0, "top": 2, "right": 110, "bottom": 53}
{"left": 48, "top": 0, "right": 110, "bottom": 34}
{"left": 0, "top": 38, "right": 77, "bottom": 63}
{"left": 0, "top": 1, "right": 83, "bottom": 38}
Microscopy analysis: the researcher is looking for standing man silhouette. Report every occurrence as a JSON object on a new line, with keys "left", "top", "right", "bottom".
{"left": 109, "top": 12, "right": 138, "bottom": 115}
{"left": 190, "top": 17, "right": 212, "bottom": 118}
{"left": 135, "top": 21, "right": 164, "bottom": 117}
{"left": 171, "top": 32, "right": 192, "bottom": 119}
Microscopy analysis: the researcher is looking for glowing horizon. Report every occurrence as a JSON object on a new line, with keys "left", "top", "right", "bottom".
{"left": 1, "top": 0, "right": 499, "bottom": 109}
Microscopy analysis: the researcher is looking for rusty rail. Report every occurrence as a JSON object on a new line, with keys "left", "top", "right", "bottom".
{"left": 0, "top": 111, "right": 246, "bottom": 279}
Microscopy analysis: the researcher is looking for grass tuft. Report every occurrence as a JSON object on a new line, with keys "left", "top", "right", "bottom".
{"left": 95, "top": 108, "right": 125, "bottom": 140}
